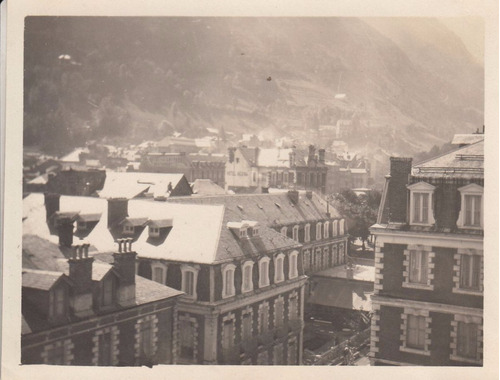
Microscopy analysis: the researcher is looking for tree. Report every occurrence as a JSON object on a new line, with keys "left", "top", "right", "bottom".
{"left": 331, "top": 189, "right": 381, "bottom": 251}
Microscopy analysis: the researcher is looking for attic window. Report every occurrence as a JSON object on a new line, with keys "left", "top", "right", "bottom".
{"left": 77, "top": 221, "right": 87, "bottom": 231}
{"left": 240, "top": 229, "right": 248, "bottom": 238}
{"left": 149, "top": 226, "right": 160, "bottom": 237}
{"left": 252, "top": 227, "right": 259, "bottom": 236}
{"left": 123, "top": 225, "right": 134, "bottom": 235}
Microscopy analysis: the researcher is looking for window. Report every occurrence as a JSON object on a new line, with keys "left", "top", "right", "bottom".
{"left": 339, "top": 219, "right": 345, "bottom": 235}
{"left": 252, "top": 227, "right": 259, "bottom": 236}
{"left": 273, "top": 344, "right": 284, "bottom": 365}
{"left": 101, "top": 276, "right": 115, "bottom": 307}
{"left": 332, "top": 220, "right": 338, "bottom": 236}
{"left": 400, "top": 309, "right": 431, "bottom": 355}
{"left": 181, "top": 265, "right": 200, "bottom": 299}
{"left": 457, "top": 184, "right": 483, "bottom": 228}
{"left": 259, "top": 257, "right": 270, "bottom": 288}
{"left": 242, "top": 261, "right": 254, "bottom": 293}
{"left": 123, "top": 224, "right": 134, "bottom": 234}
{"left": 149, "top": 226, "right": 160, "bottom": 237}
{"left": 50, "top": 285, "right": 67, "bottom": 319}
{"left": 324, "top": 222, "right": 329, "bottom": 239}
{"left": 222, "top": 319, "right": 235, "bottom": 352}
{"left": 274, "top": 254, "right": 285, "bottom": 283}
{"left": 239, "top": 228, "right": 248, "bottom": 238}
{"left": 303, "top": 249, "right": 311, "bottom": 272}
{"left": 292, "top": 225, "right": 299, "bottom": 242}
{"left": 152, "top": 264, "right": 166, "bottom": 285}
{"left": 281, "top": 226, "right": 288, "bottom": 236}
{"left": 288, "top": 251, "right": 299, "bottom": 279}
{"left": 450, "top": 315, "right": 482, "bottom": 364}
{"left": 453, "top": 249, "right": 483, "bottom": 295}
{"left": 258, "top": 302, "right": 270, "bottom": 334}
{"left": 289, "top": 292, "right": 299, "bottom": 319}
{"left": 407, "top": 182, "right": 436, "bottom": 226}
{"left": 304, "top": 224, "right": 310, "bottom": 242}
{"left": 42, "top": 340, "right": 73, "bottom": 365}
{"left": 179, "top": 316, "right": 198, "bottom": 362}
{"left": 274, "top": 297, "right": 284, "bottom": 329}
{"left": 403, "top": 246, "right": 434, "bottom": 290}
{"left": 287, "top": 339, "right": 297, "bottom": 365}
{"left": 77, "top": 221, "right": 87, "bottom": 231}
{"left": 93, "top": 327, "right": 119, "bottom": 366}
{"left": 222, "top": 264, "right": 236, "bottom": 298}
{"left": 47, "top": 344, "right": 65, "bottom": 365}
{"left": 242, "top": 311, "right": 253, "bottom": 341}
{"left": 332, "top": 245, "right": 338, "bottom": 266}
{"left": 257, "top": 350, "right": 269, "bottom": 365}
{"left": 138, "top": 317, "right": 155, "bottom": 361}
{"left": 316, "top": 222, "right": 322, "bottom": 240}
{"left": 98, "top": 332, "right": 112, "bottom": 366}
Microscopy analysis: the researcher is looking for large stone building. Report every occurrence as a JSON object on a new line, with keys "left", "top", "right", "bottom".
{"left": 226, "top": 146, "right": 328, "bottom": 194}
{"left": 21, "top": 235, "right": 182, "bottom": 366}
{"left": 369, "top": 138, "right": 483, "bottom": 366}
{"left": 23, "top": 190, "right": 348, "bottom": 365}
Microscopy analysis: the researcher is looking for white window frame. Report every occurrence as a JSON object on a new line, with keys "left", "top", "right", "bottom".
{"left": 252, "top": 227, "right": 259, "bottom": 236}
{"left": 400, "top": 308, "right": 431, "bottom": 356}
{"left": 77, "top": 221, "right": 87, "bottom": 231}
{"left": 288, "top": 250, "right": 299, "bottom": 279}
{"left": 151, "top": 262, "right": 167, "bottom": 285}
{"left": 316, "top": 222, "right": 322, "bottom": 240}
{"left": 304, "top": 224, "right": 311, "bottom": 242}
{"left": 292, "top": 225, "right": 299, "bottom": 242}
{"left": 180, "top": 264, "right": 200, "bottom": 300}
{"left": 450, "top": 314, "right": 482, "bottom": 364}
{"left": 123, "top": 224, "right": 135, "bottom": 235}
{"left": 239, "top": 228, "right": 248, "bottom": 239}
{"left": 222, "top": 263, "right": 236, "bottom": 298}
{"left": 332, "top": 220, "right": 338, "bottom": 236}
{"left": 274, "top": 253, "right": 285, "bottom": 284}
{"left": 281, "top": 226, "right": 288, "bottom": 236}
{"left": 288, "top": 291, "right": 299, "bottom": 320}
{"left": 149, "top": 225, "right": 160, "bottom": 237}
{"left": 339, "top": 219, "right": 345, "bottom": 235}
{"left": 323, "top": 221, "right": 330, "bottom": 239}
{"left": 457, "top": 183, "right": 483, "bottom": 229}
{"left": 241, "top": 261, "right": 254, "bottom": 293}
{"left": 403, "top": 245, "right": 434, "bottom": 290}
{"left": 303, "top": 249, "right": 311, "bottom": 272}
{"left": 258, "top": 257, "right": 271, "bottom": 288}
{"left": 452, "top": 249, "right": 483, "bottom": 295}
{"left": 407, "top": 182, "right": 436, "bottom": 226}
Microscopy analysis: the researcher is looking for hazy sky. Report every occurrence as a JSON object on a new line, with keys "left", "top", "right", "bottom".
{"left": 439, "top": 17, "right": 484, "bottom": 65}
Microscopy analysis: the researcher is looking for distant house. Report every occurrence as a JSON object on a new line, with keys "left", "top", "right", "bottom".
{"left": 46, "top": 168, "right": 106, "bottom": 196}
{"left": 98, "top": 172, "right": 192, "bottom": 200}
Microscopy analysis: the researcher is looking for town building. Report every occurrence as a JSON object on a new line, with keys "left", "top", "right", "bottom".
{"left": 23, "top": 190, "right": 349, "bottom": 365}
{"left": 21, "top": 235, "right": 183, "bottom": 366}
{"left": 140, "top": 152, "right": 225, "bottom": 187}
{"left": 369, "top": 138, "right": 484, "bottom": 366}
{"left": 225, "top": 146, "right": 328, "bottom": 194}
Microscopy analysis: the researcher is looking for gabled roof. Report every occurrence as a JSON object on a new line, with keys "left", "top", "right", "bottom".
{"left": 76, "top": 213, "right": 102, "bottom": 222}
{"left": 238, "top": 147, "right": 258, "bottom": 166}
{"left": 98, "top": 172, "right": 186, "bottom": 199}
{"left": 120, "top": 217, "right": 149, "bottom": 227}
{"left": 22, "top": 269, "right": 70, "bottom": 291}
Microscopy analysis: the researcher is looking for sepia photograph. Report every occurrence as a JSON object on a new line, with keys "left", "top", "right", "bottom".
{"left": 2, "top": 0, "right": 498, "bottom": 378}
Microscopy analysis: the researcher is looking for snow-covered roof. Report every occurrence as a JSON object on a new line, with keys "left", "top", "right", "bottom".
{"left": 257, "top": 148, "right": 293, "bottom": 168}
{"left": 60, "top": 148, "right": 89, "bottom": 163}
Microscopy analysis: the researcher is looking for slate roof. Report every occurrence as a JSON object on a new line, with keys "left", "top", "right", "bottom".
{"left": 148, "top": 219, "right": 173, "bottom": 228}
{"left": 412, "top": 141, "right": 484, "bottom": 179}
{"left": 76, "top": 213, "right": 102, "bottom": 222}
{"left": 120, "top": 217, "right": 149, "bottom": 227}
{"left": 451, "top": 134, "right": 484, "bottom": 146}
{"left": 22, "top": 269, "right": 68, "bottom": 291}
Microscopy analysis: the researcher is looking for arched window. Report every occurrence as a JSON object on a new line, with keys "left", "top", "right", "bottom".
{"left": 281, "top": 226, "right": 288, "bottom": 236}
{"left": 242, "top": 261, "right": 254, "bottom": 293}
{"left": 181, "top": 265, "right": 200, "bottom": 299}
{"left": 304, "top": 224, "right": 311, "bottom": 242}
{"left": 274, "top": 254, "right": 285, "bottom": 283}
{"left": 151, "top": 262, "right": 167, "bottom": 285}
{"left": 292, "top": 225, "right": 299, "bottom": 241}
{"left": 316, "top": 222, "right": 322, "bottom": 240}
{"left": 339, "top": 219, "right": 345, "bottom": 235}
{"left": 332, "top": 220, "right": 338, "bottom": 236}
{"left": 222, "top": 264, "right": 236, "bottom": 298}
{"left": 324, "top": 221, "right": 330, "bottom": 239}
{"left": 259, "top": 257, "right": 271, "bottom": 288}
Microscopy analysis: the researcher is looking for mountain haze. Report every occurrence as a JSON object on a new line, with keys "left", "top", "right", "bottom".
{"left": 24, "top": 17, "right": 484, "bottom": 155}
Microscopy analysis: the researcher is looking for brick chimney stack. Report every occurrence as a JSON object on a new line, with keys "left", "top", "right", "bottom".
{"left": 68, "top": 244, "right": 94, "bottom": 317}
{"left": 58, "top": 217, "right": 74, "bottom": 247}
{"left": 318, "top": 149, "right": 325, "bottom": 164}
{"left": 308, "top": 145, "right": 316, "bottom": 164}
{"left": 288, "top": 190, "right": 299, "bottom": 204}
{"left": 44, "top": 192, "right": 60, "bottom": 220}
{"left": 112, "top": 238, "right": 136, "bottom": 307}
{"left": 107, "top": 198, "right": 128, "bottom": 228}
{"left": 388, "top": 157, "right": 412, "bottom": 223}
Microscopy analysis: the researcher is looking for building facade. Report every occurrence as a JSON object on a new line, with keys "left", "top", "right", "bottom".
{"left": 369, "top": 139, "right": 484, "bottom": 366}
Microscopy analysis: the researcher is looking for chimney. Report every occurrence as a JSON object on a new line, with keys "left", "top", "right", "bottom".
{"left": 346, "top": 266, "right": 354, "bottom": 280}
{"left": 288, "top": 190, "right": 299, "bottom": 204}
{"left": 68, "top": 244, "right": 94, "bottom": 317}
{"left": 44, "top": 192, "right": 60, "bottom": 220}
{"left": 308, "top": 145, "right": 316, "bottom": 163}
{"left": 318, "top": 149, "right": 325, "bottom": 164}
{"left": 107, "top": 198, "right": 128, "bottom": 228}
{"left": 112, "top": 238, "right": 136, "bottom": 307}
{"left": 306, "top": 190, "right": 313, "bottom": 200}
{"left": 254, "top": 147, "right": 260, "bottom": 165}
{"left": 289, "top": 151, "right": 296, "bottom": 167}
{"left": 58, "top": 217, "right": 74, "bottom": 247}
{"left": 228, "top": 147, "right": 236, "bottom": 163}
{"left": 388, "top": 157, "right": 412, "bottom": 223}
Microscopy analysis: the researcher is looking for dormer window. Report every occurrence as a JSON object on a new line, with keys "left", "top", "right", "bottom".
{"left": 457, "top": 183, "right": 483, "bottom": 229}
{"left": 49, "top": 285, "right": 67, "bottom": 320}
{"left": 252, "top": 227, "right": 259, "bottom": 236}
{"left": 123, "top": 224, "right": 134, "bottom": 235}
{"left": 407, "top": 182, "right": 436, "bottom": 226}
{"left": 222, "top": 264, "right": 236, "bottom": 298}
{"left": 332, "top": 220, "right": 338, "bottom": 236}
{"left": 149, "top": 226, "right": 160, "bottom": 237}
{"left": 292, "top": 225, "right": 299, "bottom": 241}
{"left": 259, "top": 257, "right": 271, "bottom": 288}
{"left": 316, "top": 222, "right": 322, "bottom": 240}
{"left": 240, "top": 228, "right": 248, "bottom": 238}
{"left": 324, "top": 221, "right": 330, "bottom": 239}
{"left": 304, "top": 224, "right": 310, "bottom": 242}
{"left": 339, "top": 219, "right": 345, "bottom": 235}
{"left": 77, "top": 221, "right": 87, "bottom": 231}
{"left": 281, "top": 226, "right": 288, "bottom": 236}
{"left": 288, "top": 251, "right": 299, "bottom": 279}
{"left": 274, "top": 254, "right": 285, "bottom": 283}
{"left": 242, "top": 261, "right": 254, "bottom": 293}
{"left": 181, "top": 265, "right": 200, "bottom": 300}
